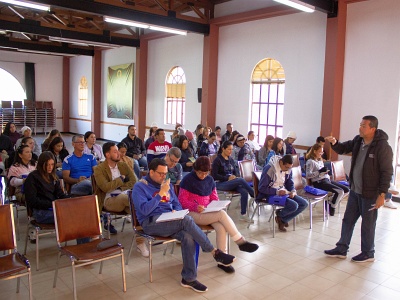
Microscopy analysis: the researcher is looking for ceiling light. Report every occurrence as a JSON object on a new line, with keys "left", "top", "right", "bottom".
{"left": 273, "top": 0, "right": 315, "bottom": 13}
{"left": 49, "top": 36, "right": 120, "bottom": 48}
{"left": 0, "top": 0, "right": 50, "bottom": 11}
{"left": 104, "top": 17, "right": 149, "bottom": 29}
{"left": 149, "top": 25, "right": 187, "bottom": 36}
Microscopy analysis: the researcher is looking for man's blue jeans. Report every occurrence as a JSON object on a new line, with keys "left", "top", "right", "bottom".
{"left": 279, "top": 195, "right": 308, "bottom": 223}
{"left": 336, "top": 190, "right": 377, "bottom": 256}
{"left": 142, "top": 214, "right": 214, "bottom": 282}
{"left": 216, "top": 178, "right": 254, "bottom": 215}
{"left": 70, "top": 179, "right": 92, "bottom": 196}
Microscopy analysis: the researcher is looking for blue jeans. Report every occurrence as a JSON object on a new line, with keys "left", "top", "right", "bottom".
{"left": 133, "top": 160, "right": 140, "bottom": 179}
{"left": 278, "top": 195, "right": 308, "bottom": 223}
{"left": 70, "top": 179, "right": 92, "bottom": 196}
{"left": 33, "top": 209, "right": 54, "bottom": 223}
{"left": 216, "top": 178, "right": 254, "bottom": 215}
{"left": 137, "top": 156, "right": 148, "bottom": 170}
{"left": 336, "top": 190, "right": 377, "bottom": 256}
{"left": 142, "top": 214, "right": 214, "bottom": 282}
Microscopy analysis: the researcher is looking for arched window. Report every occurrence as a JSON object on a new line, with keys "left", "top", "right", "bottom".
{"left": 0, "top": 68, "right": 26, "bottom": 102}
{"left": 165, "top": 66, "right": 186, "bottom": 125}
{"left": 78, "top": 76, "right": 88, "bottom": 116}
{"left": 249, "top": 58, "right": 285, "bottom": 144}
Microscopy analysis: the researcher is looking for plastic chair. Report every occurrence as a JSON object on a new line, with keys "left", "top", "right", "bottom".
{"left": 292, "top": 165, "right": 328, "bottom": 229}
{"left": 52, "top": 195, "right": 126, "bottom": 300}
{"left": 0, "top": 204, "right": 33, "bottom": 300}
{"left": 330, "top": 160, "right": 350, "bottom": 213}
{"left": 125, "top": 191, "right": 177, "bottom": 282}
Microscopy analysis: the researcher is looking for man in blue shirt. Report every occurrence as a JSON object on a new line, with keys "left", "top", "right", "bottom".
{"left": 62, "top": 134, "right": 97, "bottom": 196}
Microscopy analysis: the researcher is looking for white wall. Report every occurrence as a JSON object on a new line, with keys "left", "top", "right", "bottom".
{"left": 147, "top": 33, "right": 203, "bottom": 133}
{"left": 340, "top": 0, "right": 400, "bottom": 172}
{"left": 101, "top": 47, "right": 136, "bottom": 141}
{"left": 0, "top": 51, "right": 63, "bottom": 130}
{"left": 216, "top": 11, "right": 327, "bottom": 147}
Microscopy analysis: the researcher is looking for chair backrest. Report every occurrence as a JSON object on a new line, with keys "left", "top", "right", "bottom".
{"left": 91, "top": 174, "right": 97, "bottom": 194}
{"left": 254, "top": 150, "right": 260, "bottom": 165}
{"left": 238, "top": 160, "right": 255, "bottom": 183}
{"left": 252, "top": 172, "right": 260, "bottom": 199}
{"left": 53, "top": 195, "right": 101, "bottom": 243}
{"left": 0, "top": 204, "right": 16, "bottom": 252}
{"left": 331, "top": 160, "right": 346, "bottom": 181}
{"left": 291, "top": 165, "right": 304, "bottom": 190}
{"left": 291, "top": 154, "right": 300, "bottom": 167}
{"left": 128, "top": 190, "right": 142, "bottom": 230}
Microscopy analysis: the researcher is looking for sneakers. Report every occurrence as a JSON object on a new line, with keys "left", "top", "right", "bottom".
{"left": 324, "top": 248, "right": 347, "bottom": 259}
{"left": 181, "top": 278, "right": 208, "bottom": 293}
{"left": 351, "top": 252, "right": 375, "bottom": 263}
{"left": 104, "top": 222, "right": 117, "bottom": 235}
{"left": 125, "top": 215, "right": 132, "bottom": 223}
{"left": 384, "top": 199, "right": 397, "bottom": 209}
{"left": 136, "top": 242, "right": 149, "bottom": 257}
{"left": 275, "top": 216, "right": 286, "bottom": 232}
{"left": 238, "top": 241, "right": 259, "bottom": 253}
{"left": 239, "top": 214, "right": 254, "bottom": 223}
{"left": 217, "top": 264, "right": 235, "bottom": 273}
{"left": 213, "top": 249, "right": 236, "bottom": 266}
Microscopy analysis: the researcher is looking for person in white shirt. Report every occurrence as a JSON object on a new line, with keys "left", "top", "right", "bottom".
{"left": 246, "top": 131, "right": 261, "bottom": 153}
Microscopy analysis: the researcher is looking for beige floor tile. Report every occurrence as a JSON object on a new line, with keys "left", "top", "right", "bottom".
{"left": 366, "top": 285, "right": 400, "bottom": 300}
{"left": 297, "top": 274, "right": 336, "bottom": 293}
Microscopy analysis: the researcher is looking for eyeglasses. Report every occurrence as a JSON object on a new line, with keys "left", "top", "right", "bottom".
{"left": 168, "top": 156, "right": 179, "bottom": 164}
{"left": 155, "top": 170, "right": 168, "bottom": 177}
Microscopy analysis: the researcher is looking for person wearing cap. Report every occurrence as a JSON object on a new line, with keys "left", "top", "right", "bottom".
{"left": 284, "top": 131, "right": 297, "bottom": 155}
{"left": 15, "top": 126, "right": 41, "bottom": 157}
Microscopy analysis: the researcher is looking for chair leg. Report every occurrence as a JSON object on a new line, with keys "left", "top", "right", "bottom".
{"left": 125, "top": 235, "right": 136, "bottom": 265}
{"left": 36, "top": 228, "right": 40, "bottom": 271}
{"left": 28, "top": 270, "right": 33, "bottom": 300}
{"left": 16, "top": 277, "right": 20, "bottom": 293}
{"left": 71, "top": 262, "right": 77, "bottom": 300}
{"left": 247, "top": 203, "right": 259, "bottom": 229}
{"left": 149, "top": 242, "right": 153, "bottom": 283}
{"left": 170, "top": 242, "right": 175, "bottom": 254}
{"left": 53, "top": 252, "right": 61, "bottom": 288}
{"left": 309, "top": 200, "right": 313, "bottom": 230}
{"left": 23, "top": 224, "right": 30, "bottom": 255}
{"left": 272, "top": 206, "right": 276, "bottom": 238}
{"left": 121, "top": 218, "right": 126, "bottom": 232}
{"left": 121, "top": 250, "right": 126, "bottom": 292}
{"left": 99, "top": 261, "right": 104, "bottom": 274}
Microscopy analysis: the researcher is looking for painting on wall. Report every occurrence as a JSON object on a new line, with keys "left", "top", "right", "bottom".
{"left": 107, "top": 63, "right": 134, "bottom": 119}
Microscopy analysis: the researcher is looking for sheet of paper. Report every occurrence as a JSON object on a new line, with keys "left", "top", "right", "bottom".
{"left": 201, "top": 200, "right": 231, "bottom": 213}
{"left": 156, "top": 209, "right": 189, "bottom": 223}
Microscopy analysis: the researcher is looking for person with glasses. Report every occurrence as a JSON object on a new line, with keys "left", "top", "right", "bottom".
{"left": 133, "top": 158, "right": 236, "bottom": 293}
{"left": 199, "top": 132, "right": 218, "bottom": 157}
{"left": 164, "top": 147, "right": 183, "bottom": 184}
{"left": 306, "top": 143, "right": 349, "bottom": 216}
{"left": 178, "top": 156, "right": 259, "bottom": 274}
{"left": 257, "top": 154, "right": 308, "bottom": 232}
{"left": 62, "top": 135, "right": 97, "bottom": 197}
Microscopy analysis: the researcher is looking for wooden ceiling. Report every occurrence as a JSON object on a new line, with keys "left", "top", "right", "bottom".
{"left": 0, "top": 0, "right": 336, "bottom": 56}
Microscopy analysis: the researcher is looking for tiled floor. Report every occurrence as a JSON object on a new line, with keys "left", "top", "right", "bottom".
{"left": 2, "top": 134, "right": 400, "bottom": 300}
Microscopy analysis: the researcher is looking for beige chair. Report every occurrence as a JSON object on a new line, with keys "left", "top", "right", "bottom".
{"left": 125, "top": 191, "right": 177, "bottom": 282}
{"left": 0, "top": 204, "right": 33, "bottom": 300}
{"left": 291, "top": 166, "right": 328, "bottom": 229}
{"left": 331, "top": 160, "right": 350, "bottom": 213}
{"left": 52, "top": 195, "right": 126, "bottom": 300}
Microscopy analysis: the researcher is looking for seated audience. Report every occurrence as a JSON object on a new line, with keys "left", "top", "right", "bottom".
{"left": 171, "top": 123, "right": 183, "bottom": 146}
{"left": 62, "top": 135, "right": 97, "bottom": 196}
{"left": 2, "top": 122, "right": 20, "bottom": 147}
{"left": 214, "top": 126, "right": 222, "bottom": 144}
{"left": 42, "top": 129, "right": 61, "bottom": 151}
{"left": 232, "top": 135, "right": 255, "bottom": 163}
{"left": 132, "top": 158, "right": 236, "bottom": 293}
{"left": 84, "top": 131, "right": 105, "bottom": 162}
{"left": 228, "top": 130, "right": 240, "bottom": 144}
{"left": 147, "top": 128, "right": 173, "bottom": 163}
{"left": 185, "top": 130, "right": 196, "bottom": 154}
{"left": 145, "top": 126, "right": 157, "bottom": 150}
{"left": 165, "top": 147, "right": 183, "bottom": 185}
{"left": 211, "top": 141, "right": 255, "bottom": 222}
{"left": 0, "top": 129, "right": 14, "bottom": 161}
{"left": 307, "top": 136, "right": 328, "bottom": 161}
{"left": 121, "top": 125, "right": 148, "bottom": 172}
{"left": 8, "top": 145, "right": 37, "bottom": 203}
{"left": 177, "top": 135, "right": 195, "bottom": 174}
{"left": 283, "top": 131, "right": 297, "bottom": 154}
{"left": 199, "top": 132, "right": 218, "bottom": 157}
{"left": 221, "top": 123, "right": 233, "bottom": 143}
{"left": 257, "top": 154, "right": 308, "bottom": 232}
{"left": 306, "top": 143, "right": 349, "bottom": 216}
{"left": 258, "top": 135, "right": 274, "bottom": 166}
{"left": 24, "top": 151, "right": 69, "bottom": 224}
{"left": 178, "top": 156, "right": 259, "bottom": 273}
{"left": 144, "top": 121, "right": 158, "bottom": 142}
{"left": 117, "top": 142, "right": 140, "bottom": 178}
{"left": 21, "top": 137, "right": 39, "bottom": 163}
{"left": 15, "top": 126, "right": 41, "bottom": 157}
{"left": 48, "top": 137, "right": 69, "bottom": 179}
{"left": 197, "top": 126, "right": 211, "bottom": 149}
{"left": 194, "top": 124, "right": 204, "bottom": 146}
{"left": 265, "top": 137, "right": 284, "bottom": 165}
{"left": 246, "top": 131, "right": 261, "bottom": 152}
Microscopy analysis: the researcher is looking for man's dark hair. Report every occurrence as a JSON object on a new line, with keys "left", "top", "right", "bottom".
{"left": 155, "top": 128, "right": 164, "bottom": 136}
{"left": 281, "top": 154, "right": 294, "bottom": 165}
{"left": 226, "top": 123, "right": 232, "bottom": 127}
{"left": 316, "top": 136, "right": 325, "bottom": 143}
{"left": 103, "top": 142, "right": 116, "bottom": 154}
{"left": 363, "top": 115, "right": 378, "bottom": 129}
{"left": 148, "top": 158, "right": 168, "bottom": 171}
{"left": 128, "top": 125, "right": 136, "bottom": 130}
{"left": 209, "top": 132, "right": 216, "bottom": 139}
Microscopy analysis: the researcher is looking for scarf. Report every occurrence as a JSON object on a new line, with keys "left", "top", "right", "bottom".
{"left": 179, "top": 170, "right": 215, "bottom": 196}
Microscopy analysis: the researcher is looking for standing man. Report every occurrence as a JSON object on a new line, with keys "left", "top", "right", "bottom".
{"left": 147, "top": 128, "right": 173, "bottom": 163}
{"left": 62, "top": 135, "right": 97, "bottom": 196}
{"left": 133, "top": 158, "right": 236, "bottom": 293}
{"left": 324, "top": 115, "right": 393, "bottom": 262}
{"left": 221, "top": 123, "right": 233, "bottom": 143}
{"left": 121, "top": 125, "right": 148, "bottom": 177}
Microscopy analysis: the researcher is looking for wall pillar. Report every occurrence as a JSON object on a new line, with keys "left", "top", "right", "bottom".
{"left": 92, "top": 49, "right": 102, "bottom": 137}
{"left": 62, "top": 57, "right": 70, "bottom": 132}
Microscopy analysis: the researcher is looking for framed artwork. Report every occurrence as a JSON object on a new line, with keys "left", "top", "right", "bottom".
{"left": 107, "top": 63, "right": 134, "bottom": 119}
